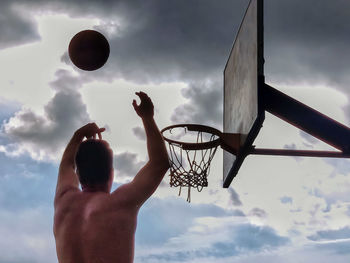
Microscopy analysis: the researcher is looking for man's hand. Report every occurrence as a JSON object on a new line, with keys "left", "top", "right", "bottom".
{"left": 113, "top": 91, "right": 168, "bottom": 206}
{"left": 75, "top": 123, "right": 106, "bottom": 140}
{"left": 132, "top": 92, "right": 154, "bottom": 119}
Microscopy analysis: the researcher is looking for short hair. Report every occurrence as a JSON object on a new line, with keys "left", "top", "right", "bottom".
{"left": 75, "top": 139, "right": 113, "bottom": 186}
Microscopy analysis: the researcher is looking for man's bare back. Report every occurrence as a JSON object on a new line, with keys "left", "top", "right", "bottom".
{"left": 54, "top": 188, "right": 137, "bottom": 263}
{"left": 54, "top": 92, "right": 169, "bottom": 262}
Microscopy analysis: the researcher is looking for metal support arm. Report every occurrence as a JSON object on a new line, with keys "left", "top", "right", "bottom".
{"left": 263, "top": 84, "right": 350, "bottom": 153}
{"left": 250, "top": 147, "right": 350, "bottom": 158}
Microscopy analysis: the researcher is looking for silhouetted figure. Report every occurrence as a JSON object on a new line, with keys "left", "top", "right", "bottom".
{"left": 53, "top": 92, "right": 169, "bottom": 263}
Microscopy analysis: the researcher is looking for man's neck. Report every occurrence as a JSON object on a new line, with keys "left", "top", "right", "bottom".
{"left": 82, "top": 185, "right": 109, "bottom": 193}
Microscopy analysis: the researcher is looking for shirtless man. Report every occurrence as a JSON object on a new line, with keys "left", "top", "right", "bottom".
{"left": 53, "top": 92, "right": 169, "bottom": 263}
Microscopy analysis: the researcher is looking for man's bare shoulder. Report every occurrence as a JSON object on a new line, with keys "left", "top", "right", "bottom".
{"left": 110, "top": 183, "right": 145, "bottom": 210}
{"left": 55, "top": 189, "right": 137, "bottom": 216}
{"left": 55, "top": 191, "right": 110, "bottom": 211}
{"left": 54, "top": 189, "right": 80, "bottom": 213}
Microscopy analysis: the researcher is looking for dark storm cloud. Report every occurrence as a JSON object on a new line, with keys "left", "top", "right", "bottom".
{"left": 100, "top": 0, "right": 248, "bottom": 83}
{"left": 1, "top": 0, "right": 249, "bottom": 127}
{"left": 61, "top": 0, "right": 350, "bottom": 124}
{"left": 2, "top": 0, "right": 247, "bottom": 81}
{"left": 265, "top": 0, "right": 350, "bottom": 89}
{"left": 2, "top": 70, "right": 90, "bottom": 158}
{"left": 0, "top": 1, "right": 40, "bottom": 49}
{"left": 2, "top": 0, "right": 350, "bottom": 86}
{"left": 171, "top": 80, "right": 223, "bottom": 126}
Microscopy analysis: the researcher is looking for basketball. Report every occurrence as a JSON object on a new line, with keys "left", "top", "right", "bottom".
{"left": 68, "top": 30, "right": 110, "bottom": 71}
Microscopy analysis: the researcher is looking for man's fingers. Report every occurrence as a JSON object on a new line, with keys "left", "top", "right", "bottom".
{"left": 97, "top": 128, "right": 105, "bottom": 140}
{"left": 139, "top": 92, "right": 148, "bottom": 100}
{"left": 135, "top": 91, "right": 149, "bottom": 100}
{"left": 78, "top": 123, "right": 107, "bottom": 141}
{"left": 135, "top": 92, "right": 144, "bottom": 103}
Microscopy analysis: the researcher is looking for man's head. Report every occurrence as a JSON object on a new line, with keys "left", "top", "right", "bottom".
{"left": 75, "top": 139, "right": 114, "bottom": 191}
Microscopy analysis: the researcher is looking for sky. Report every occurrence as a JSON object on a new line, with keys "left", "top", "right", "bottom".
{"left": 0, "top": 0, "right": 350, "bottom": 262}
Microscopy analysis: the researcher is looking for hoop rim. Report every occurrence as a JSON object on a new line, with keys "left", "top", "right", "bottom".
{"left": 160, "top": 124, "right": 222, "bottom": 150}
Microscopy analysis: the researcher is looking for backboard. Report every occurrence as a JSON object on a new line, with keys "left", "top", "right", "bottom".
{"left": 223, "top": 0, "right": 264, "bottom": 188}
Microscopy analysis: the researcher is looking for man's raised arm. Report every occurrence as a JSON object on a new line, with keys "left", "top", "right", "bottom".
{"left": 135, "top": 92, "right": 169, "bottom": 165}
{"left": 116, "top": 92, "right": 169, "bottom": 206}
{"left": 54, "top": 123, "right": 105, "bottom": 206}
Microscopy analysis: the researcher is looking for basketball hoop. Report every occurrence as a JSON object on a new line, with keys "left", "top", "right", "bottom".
{"left": 161, "top": 124, "right": 222, "bottom": 202}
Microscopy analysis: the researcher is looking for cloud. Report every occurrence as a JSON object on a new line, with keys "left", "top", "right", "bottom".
{"left": 0, "top": 1, "right": 40, "bottom": 49}
{"left": 1, "top": 1, "right": 350, "bottom": 262}
{"left": 249, "top": 208, "right": 267, "bottom": 218}
{"left": 308, "top": 185, "right": 350, "bottom": 214}
{"left": 132, "top": 126, "right": 146, "bottom": 141}
{"left": 171, "top": 80, "right": 222, "bottom": 127}
{"left": 114, "top": 151, "right": 145, "bottom": 181}
{"left": 265, "top": 0, "right": 350, "bottom": 88}
{"left": 324, "top": 158, "right": 350, "bottom": 176}
{"left": 228, "top": 187, "right": 242, "bottom": 206}
{"left": 137, "top": 215, "right": 289, "bottom": 262}
{"left": 95, "top": 0, "right": 247, "bottom": 84}
{"left": 264, "top": 0, "right": 350, "bottom": 125}
{"left": 0, "top": 206, "right": 56, "bottom": 263}
{"left": 3, "top": 0, "right": 350, "bottom": 104}
{"left": 313, "top": 239, "right": 350, "bottom": 256}
{"left": 215, "top": 242, "right": 350, "bottom": 263}
{"left": 2, "top": 70, "right": 91, "bottom": 161}
{"left": 299, "top": 131, "right": 320, "bottom": 146}
{"left": 5, "top": 0, "right": 246, "bottom": 84}
{"left": 0, "top": 151, "right": 57, "bottom": 211}
{"left": 0, "top": 97, "right": 21, "bottom": 123}
{"left": 283, "top": 143, "right": 297, "bottom": 150}
{"left": 280, "top": 196, "right": 293, "bottom": 204}
{"left": 136, "top": 197, "right": 244, "bottom": 247}
{"left": 308, "top": 227, "right": 350, "bottom": 241}
{"left": 211, "top": 223, "right": 289, "bottom": 255}
{"left": 0, "top": 0, "right": 244, "bottom": 83}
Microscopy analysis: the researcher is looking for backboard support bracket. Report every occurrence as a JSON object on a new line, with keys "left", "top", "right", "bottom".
{"left": 250, "top": 147, "right": 350, "bottom": 158}
{"left": 223, "top": 83, "right": 350, "bottom": 179}
{"left": 223, "top": 82, "right": 350, "bottom": 188}
{"left": 263, "top": 84, "right": 350, "bottom": 153}
{"left": 220, "top": 133, "right": 241, "bottom": 154}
